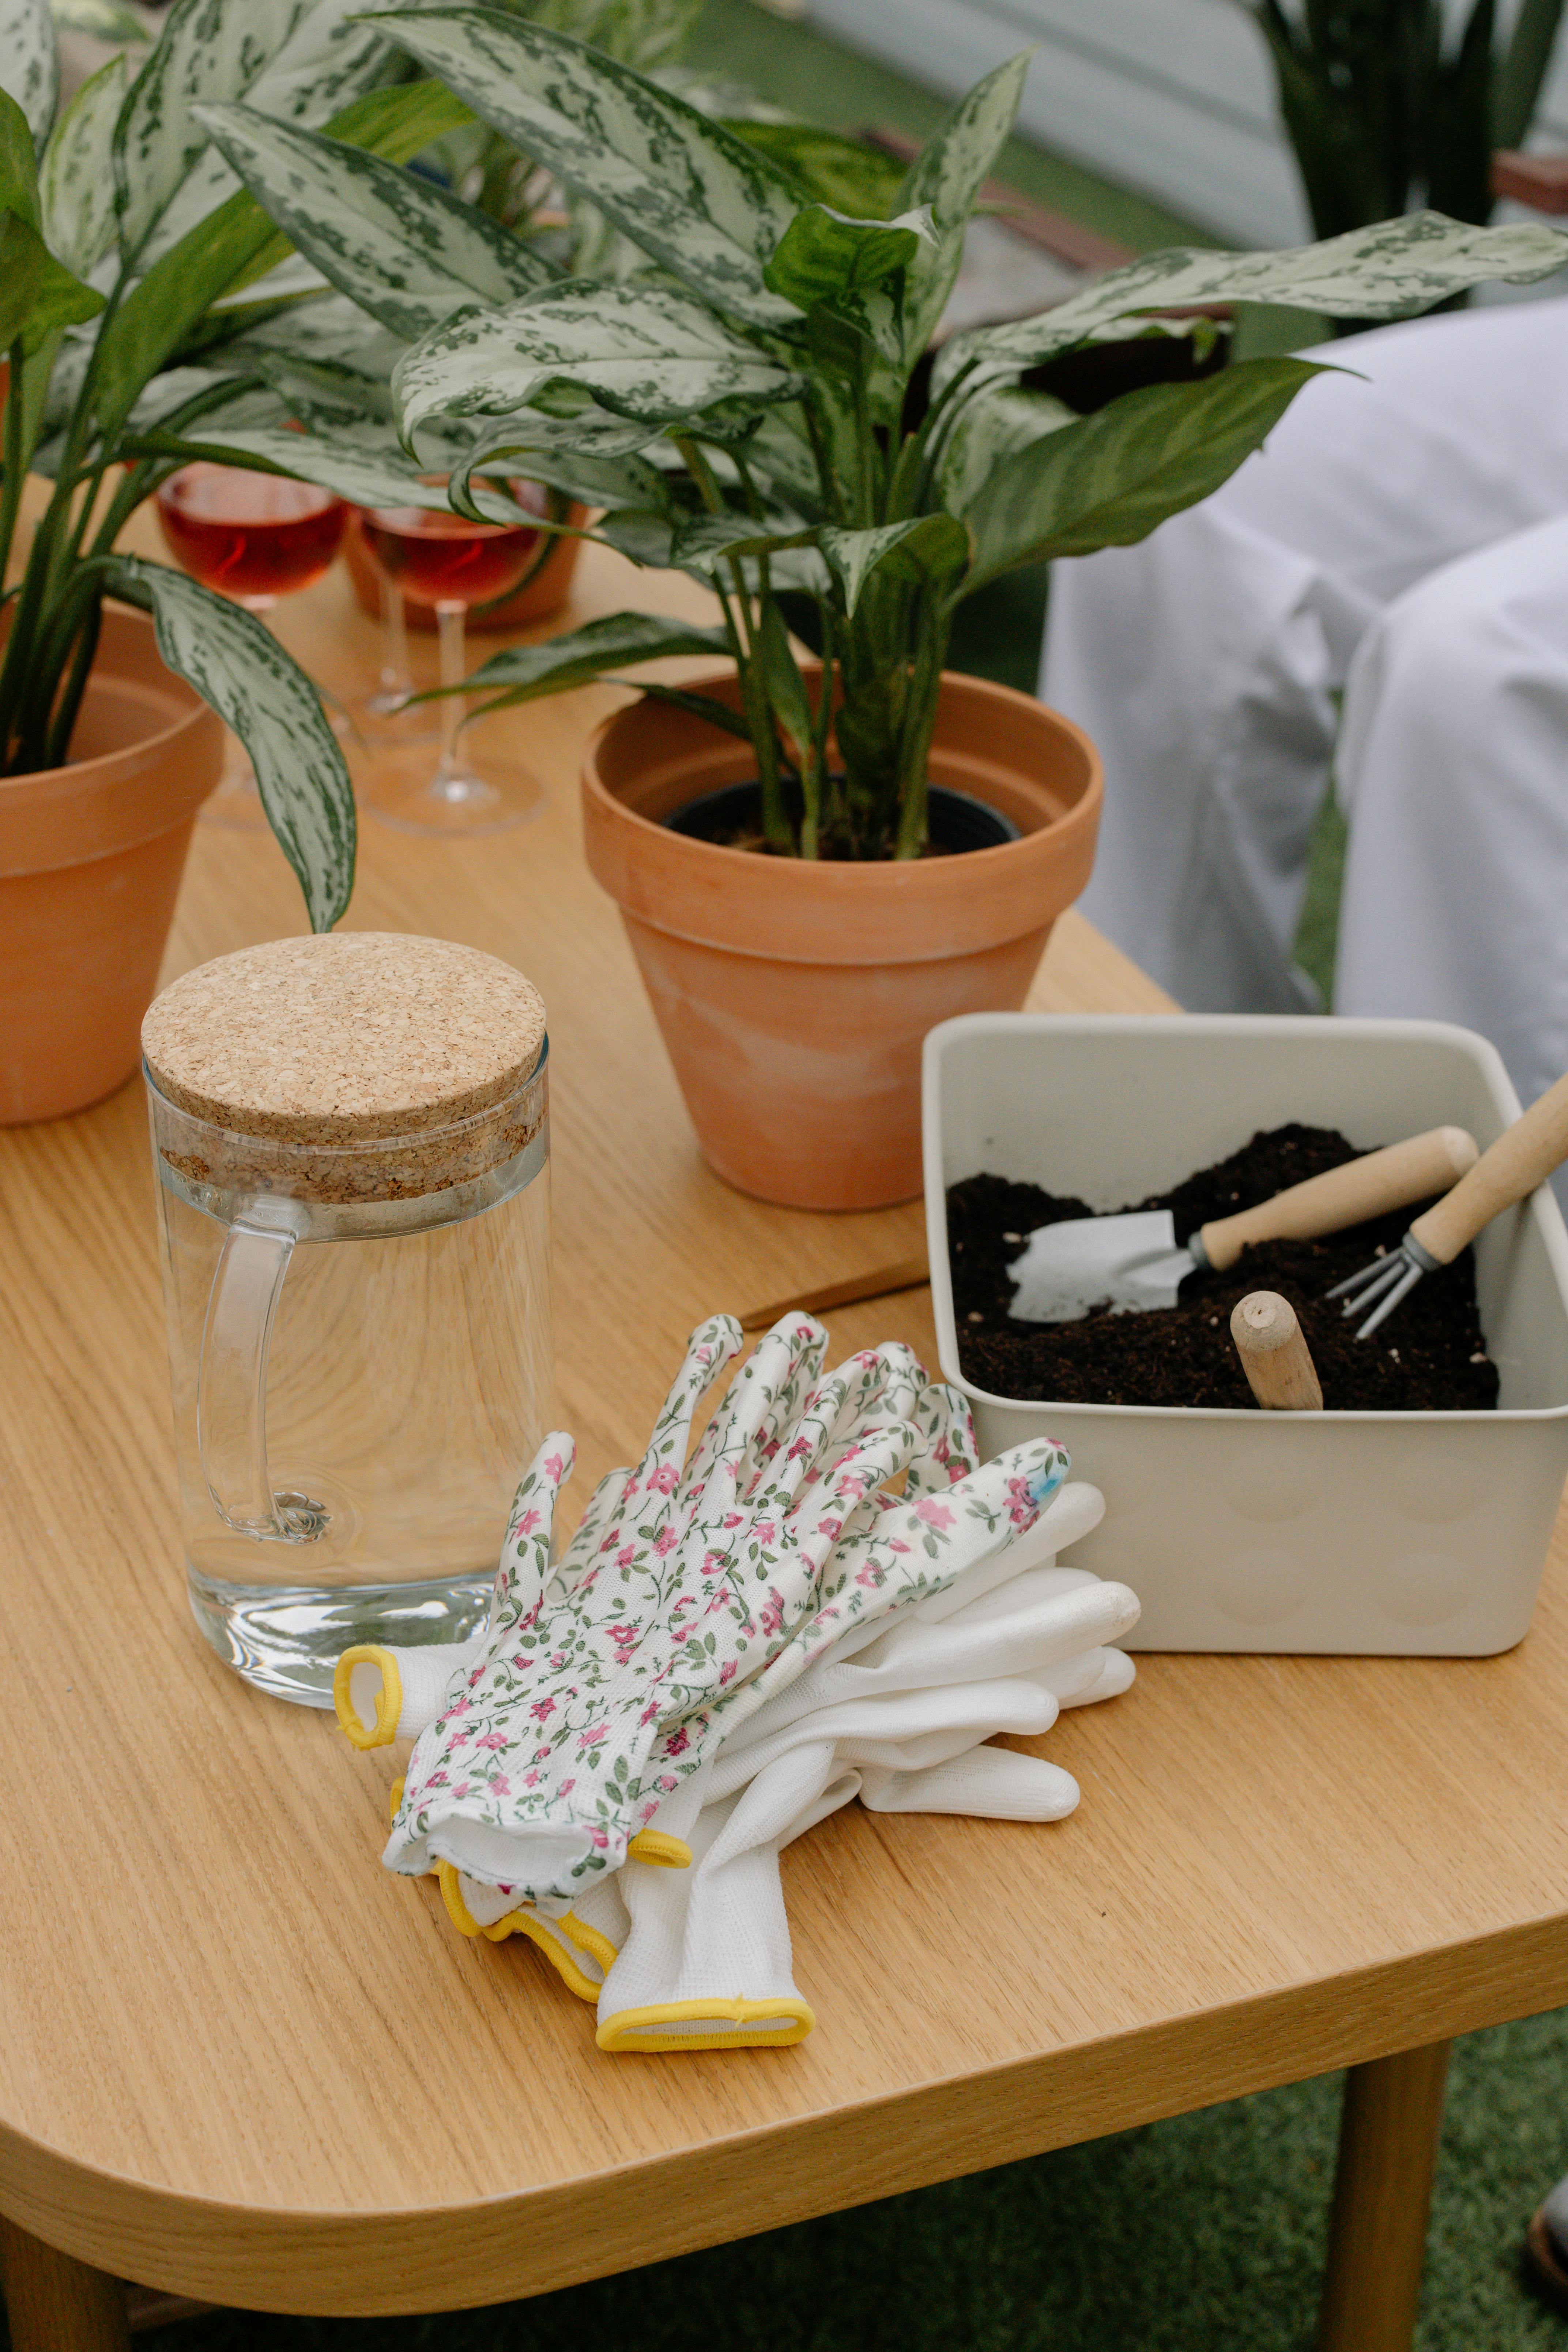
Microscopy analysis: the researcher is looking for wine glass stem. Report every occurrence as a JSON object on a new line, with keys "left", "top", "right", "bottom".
{"left": 436, "top": 600, "right": 467, "bottom": 779}
{"left": 378, "top": 573, "right": 411, "bottom": 696}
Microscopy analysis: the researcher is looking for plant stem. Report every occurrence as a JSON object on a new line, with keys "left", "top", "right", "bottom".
{"left": 0, "top": 339, "right": 26, "bottom": 606}
{"left": 892, "top": 592, "right": 949, "bottom": 860}
{"left": 42, "top": 590, "right": 101, "bottom": 768}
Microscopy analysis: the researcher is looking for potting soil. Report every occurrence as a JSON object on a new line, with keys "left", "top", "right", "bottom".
{"left": 949, "top": 1123, "right": 1499, "bottom": 1411}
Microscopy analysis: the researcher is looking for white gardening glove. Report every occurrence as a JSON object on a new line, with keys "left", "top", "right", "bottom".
{"left": 387, "top": 1319, "right": 998, "bottom": 1915}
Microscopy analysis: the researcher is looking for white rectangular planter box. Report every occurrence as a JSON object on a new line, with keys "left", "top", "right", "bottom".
{"left": 923, "top": 1014, "right": 1568, "bottom": 1655}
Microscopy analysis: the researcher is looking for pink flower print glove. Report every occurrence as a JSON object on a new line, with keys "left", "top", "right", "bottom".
{"left": 387, "top": 1320, "right": 930, "bottom": 1915}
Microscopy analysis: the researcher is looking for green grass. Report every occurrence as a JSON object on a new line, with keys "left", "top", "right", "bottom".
{"left": 82, "top": 2007, "right": 1568, "bottom": 2351}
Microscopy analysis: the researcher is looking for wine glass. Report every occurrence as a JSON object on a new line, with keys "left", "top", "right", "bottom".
{"left": 355, "top": 481, "right": 548, "bottom": 835}
{"left": 155, "top": 464, "right": 347, "bottom": 828}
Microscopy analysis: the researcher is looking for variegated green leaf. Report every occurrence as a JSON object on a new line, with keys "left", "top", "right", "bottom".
{"left": 446, "top": 610, "right": 732, "bottom": 710}
{"left": 669, "top": 511, "right": 815, "bottom": 572}
{"left": 592, "top": 0, "right": 701, "bottom": 70}
{"left": 763, "top": 201, "right": 934, "bottom": 318}
{"left": 722, "top": 120, "right": 908, "bottom": 220}
{"left": 936, "top": 381, "right": 1075, "bottom": 516}
{"left": 195, "top": 101, "right": 554, "bottom": 342}
{"left": 962, "top": 358, "right": 1326, "bottom": 589}
{"left": 50, "top": 0, "right": 147, "bottom": 37}
{"left": 393, "top": 278, "right": 805, "bottom": 446}
{"left": 896, "top": 52, "right": 1028, "bottom": 361}
{"left": 142, "top": 420, "right": 466, "bottom": 513}
{"left": 372, "top": 8, "right": 804, "bottom": 329}
{"left": 39, "top": 52, "right": 125, "bottom": 276}
{"left": 819, "top": 513, "right": 969, "bottom": 612}
{"left": 112, "top": 0, "right": 311, "bottom": 260}
{"left": 106, "top": 553, "right": 354, "bottom": 932}
{"left": 741, "top": 405, "right": 827, "bottom": 516}
{"left": 446, "top": 411, "right": 672, "bottom": 516}
{"left": 933, "top": 211, "right": 1568, "bottom": 396}
{"left": 218, "top": 289, "right": 409, "bottom": 376}
{"left": 0, "top": 84, "right": 39, "bottom": 226}
{"left": 1, "top": 0, "right": 57, "bottom": 151}
{"left": 0, "top": 210, "right": 103, "bottom": 350}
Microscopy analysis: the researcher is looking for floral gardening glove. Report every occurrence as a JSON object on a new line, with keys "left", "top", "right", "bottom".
{"left": 385, "top": 1319, "right": 930, "bottom": 1913}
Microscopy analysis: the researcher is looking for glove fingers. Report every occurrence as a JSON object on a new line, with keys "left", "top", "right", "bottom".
{"left": 859, "top": 1745, "right": 1081, "bottom": 1821}
{"left": 491, "top": 1433, "right": 576, "bottom": 1636}
{"left": 694, "top": 1315, "right": 828, "bottom": 1505}
{"left": 902, "top": 1379, "right": 979, "bottom": 1499}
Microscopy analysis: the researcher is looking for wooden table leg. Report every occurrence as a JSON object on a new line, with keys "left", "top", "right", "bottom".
{"left": 1317, "top": 2038, "right": 1452, "bottom": 2352}
{"left": 0, "top": 2215, "right": 131, "bottom": 2352}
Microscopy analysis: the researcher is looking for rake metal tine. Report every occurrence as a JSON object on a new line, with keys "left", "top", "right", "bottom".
{"left": 1354, "top": 1256, "right": 1426, "bottom": 1340}
{"left": 1326, "top": 1252, "right": 1407, "bottom": 1313}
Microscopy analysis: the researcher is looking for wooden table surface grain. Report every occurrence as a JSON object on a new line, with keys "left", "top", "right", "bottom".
{"left": 3, "top": 532, "right": 1567, "bottom": 2320}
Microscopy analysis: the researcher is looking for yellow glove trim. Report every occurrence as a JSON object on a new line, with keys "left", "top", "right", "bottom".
{"left": 626, "top": 1829, "right": 692, "bottom": 1869}
{"left": 511, "top": 1915, "right": 603, "bottom": 2004}
{"left": 388, "top": 1777, "right": 405, "bottom": 1824}
{"left": 437, "top": 1859, "right": 484, "bottom": 1938}
{"left": 333, "top": 1646, "right": 401, "bottom": 1749}
{"left": 597, "top": 1995, "right": 815, "bottom": 2054}
{"left": 558, "top": 1912, "right": 619, "bottom": 1975}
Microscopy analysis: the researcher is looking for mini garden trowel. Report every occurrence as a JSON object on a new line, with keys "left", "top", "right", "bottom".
{"left": 1006, "top": 1125, "right": 1480, "bottom": 1324}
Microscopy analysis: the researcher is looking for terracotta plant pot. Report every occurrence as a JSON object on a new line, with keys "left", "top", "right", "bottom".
{"left": 342, "top": 507, "right": 585, "bottom": 632}
{"left": 0, "top": 602, "right": 224, "bottom": 1124}
{"left": 581, "top": 665, "right": 1102, "bottom": 1210}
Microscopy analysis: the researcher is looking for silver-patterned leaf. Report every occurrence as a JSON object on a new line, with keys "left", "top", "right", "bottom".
{"left": 165, "top": 419, "right": 480, "bottom": 513}
{"left": 453, "top": 610, "right": 733, "bottom": 709}
{"left": 935, "top": 381, "right": 1075, "bottom": 516}
{"left": 819, "top": 513, "right": 969, "bottom": 612}
{"left": 50, "top": 0, "right": 147, "bottom": 36}
{"left": 135, "top": 0, "right": 430, "bottom": 270}
{"left": 932, "top": 211, "right": 1568, "bottom": 396}
{"left": 393, "top": 277, "right": 805, "bottom": 445}
{"left": 107, "top": 553, "right": 355, "bottom": 932}
{"left": 897, "top": 52, "right": 1028, "bottom": 362}
{"left": 112, "top": 0, "right": 310, "bottom": 259}
{"left": 39, "top": 52, "right": 125, "bottom": 276}
{"left": 763, "top": 203, "right": 935, "bottom": 366}
{"left": 219, "top": 289, "right": 409, "bottom": 376}
{"left": 195, "top": 101, "right": 555, "bottom": 342}
{"left": 0, "top": 0, "right": 57, "bottom": 150}
{"left": 668, "top": 510, "right": 815, "bottom": 574}
{"left": 446, "top": 409, "right": 672, "bottom": 514}
{"left": 371, "top": 7, "right": 804, "bottom": 329}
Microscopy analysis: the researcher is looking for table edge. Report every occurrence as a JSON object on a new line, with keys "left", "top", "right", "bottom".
{"left": 8, "top": 1911, "right": 1566, "bottom": 2314}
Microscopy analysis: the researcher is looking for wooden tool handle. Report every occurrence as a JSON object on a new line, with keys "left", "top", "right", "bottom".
{"left": 1199, "top": 1126, "right": 1478, "bottom": 1271}
{"left": 739, "top": 1252, "right": 930, "bottom": 1332}
{"left": 1230, "top": 1291, "right": 1323, "bottom": 1410}
{"left": 1409, "top": 1070, "right": 1568, "bottom": 1266}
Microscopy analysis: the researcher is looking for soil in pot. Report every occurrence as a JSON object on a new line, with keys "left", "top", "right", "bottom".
{"left": 666, "top": 779, "right": 1021, "bottom": 858}
{"left": 949, "top": 1123, "right": 1498, "bottom": 1411}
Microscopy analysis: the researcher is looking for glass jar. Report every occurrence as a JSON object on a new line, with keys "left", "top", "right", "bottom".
{"left": 143, "top": 934, "right": 553, "bottom": 1706}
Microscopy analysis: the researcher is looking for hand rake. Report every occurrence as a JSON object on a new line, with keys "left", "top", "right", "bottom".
{"left": 1328, "top": 1068, "right": 1568, "bottom": 1339}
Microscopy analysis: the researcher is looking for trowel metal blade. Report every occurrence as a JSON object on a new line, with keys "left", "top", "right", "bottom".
{"left": 1006, "top": 1209, "right": 1194, "bottom": 1323}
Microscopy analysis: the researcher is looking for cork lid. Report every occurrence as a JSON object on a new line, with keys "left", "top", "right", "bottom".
{"left": 143, "top": 934, "right": 545, "bottom": 1143}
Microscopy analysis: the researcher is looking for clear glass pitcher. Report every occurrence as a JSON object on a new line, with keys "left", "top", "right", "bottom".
{"left": 143, "top": 934, "right": 553, "bottom": 1707}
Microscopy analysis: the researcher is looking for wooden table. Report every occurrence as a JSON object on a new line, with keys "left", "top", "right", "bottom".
{"left": 2, "top": 538, "right": 1566, "bottom": 2352}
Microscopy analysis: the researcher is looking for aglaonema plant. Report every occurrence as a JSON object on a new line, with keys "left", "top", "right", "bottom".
{"left": 0, "top": 0, "right": 492, "bottom": 930}
{"left": 139, "top": 9, "right": 1568, "bottom": 861}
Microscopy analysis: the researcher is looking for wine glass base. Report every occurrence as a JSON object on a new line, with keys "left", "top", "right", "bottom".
{"left": 361, "top": 749, "right": 544, "bottom": 836}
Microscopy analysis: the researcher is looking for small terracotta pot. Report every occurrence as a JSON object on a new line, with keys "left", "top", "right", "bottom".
{"left": 342, "top": 507, "right": 585, "bottom": 632}
{"left": 581, "top": 665, "right": 1102, "bottom": 1210}
{"left": 0, "top": 602, "right": 224, "bottom": 1125}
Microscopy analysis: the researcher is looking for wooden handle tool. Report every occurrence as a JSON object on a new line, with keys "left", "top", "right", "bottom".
{"left": 1409, "top": 1071, "right": 1568, "bottom": 1266}
{"left": 1230, "top": 1290, "right": 1323, "bottom": 1410}
{"left": 1199, "top": 1125, "right": 1478, "bottom": 1271}
{"left": 739, "top": 1252, "right": 930, "bottom": 1332}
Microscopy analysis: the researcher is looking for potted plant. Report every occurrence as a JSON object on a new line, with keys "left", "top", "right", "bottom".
{"left": 0, "top": 0, "right": 490, "bottom": 1118}
{"left": 175, "top": 15, "right": 1568, "bottom": 1205}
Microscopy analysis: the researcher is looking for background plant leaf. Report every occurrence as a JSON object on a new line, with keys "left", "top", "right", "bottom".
{"left": 0, "top": 212, "right": 105, "bottom": 351}
{"left": 106, "top": 553, "right": 354, "bottom": 931}
{"left": 895, "top": 52, "right": 1029, "bottom": 360}
{"left": 819, "top": 512, "right": 969, "bottom": 611}
{"left": 373, "top": 7, "right": 806, "bottom": 329}
{"left": 433, "top": 610, "right": 733, "bottom": 710}
{"left": 39, "top": 53, "right": 127, "bottom": 278}
{"left": 0, "top": 0, "right": 58, "bottom": 152}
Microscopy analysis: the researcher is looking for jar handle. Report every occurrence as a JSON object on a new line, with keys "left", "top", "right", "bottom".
{"left": 197, "top": 1198, "right": 327, "bottom": 1543}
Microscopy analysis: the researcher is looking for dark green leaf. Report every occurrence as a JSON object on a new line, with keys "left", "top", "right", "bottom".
{"left": 0, "top": 212, "right": 105, "bottom": 352}
{"left": 820, "top": 513, "right": 969, "bottom": 611}
{"left": 441, "top": 610, "right": 732, "bottom": 709}
{"left": 763, "top": 202, "right": 934, "bottom": 314}
{"left": 0, "top": 84, "right": 39, "bottom": 229}
{"left": 721, "top": 120, "right": 907, "bottom": 219}
{"left": 962, "top": 357, "right": 1327, "bottom": 588}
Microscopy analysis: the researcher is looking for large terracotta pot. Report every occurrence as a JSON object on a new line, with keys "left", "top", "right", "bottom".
{"left": 342, "top": 506, "right": 584, "bottom": 632}
{"left": 581, "top": 665, "right": 1102, "bottom": 1210}
{"left": 0, "top": 602, "right": 224, "bottom": 1124}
